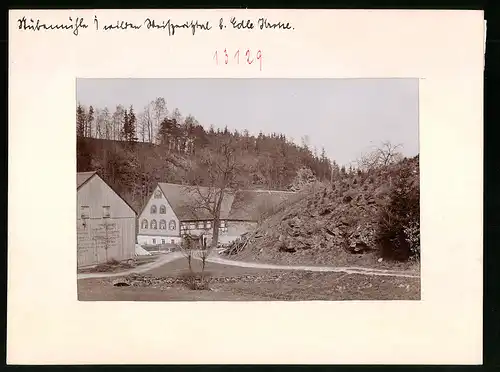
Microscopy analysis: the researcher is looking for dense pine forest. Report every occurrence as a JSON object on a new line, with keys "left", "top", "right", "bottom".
{"left": 76, "top": 97, "right": 346, "bottom": 212}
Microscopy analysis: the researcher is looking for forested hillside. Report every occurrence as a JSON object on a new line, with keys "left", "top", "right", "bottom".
{"left": 76, "top": 97, "right": 344, "bottom": 212}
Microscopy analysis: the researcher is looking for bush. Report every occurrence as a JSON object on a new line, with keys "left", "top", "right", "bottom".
{"left": 375, "top": 163, "right": 419, "bottom": 261}
{"left": 403, "top": 219, "right": 420, "bottom": 259}
{"left": 178, "top": 271, "right": 212, "bottom": 290}
{"left": 342, "top": 189, "right": 358, "bottom": 204}
{"left": 289, "top": 167, "right": 317, "bottom": 191}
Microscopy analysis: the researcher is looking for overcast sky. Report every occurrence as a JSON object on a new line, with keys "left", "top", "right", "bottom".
{"left": 76, "top": 78, "right": 419, "bottom": 166}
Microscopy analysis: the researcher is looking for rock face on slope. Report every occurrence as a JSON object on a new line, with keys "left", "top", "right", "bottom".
{"left": 224, "top": 156, "right": 419, "bottom": 267}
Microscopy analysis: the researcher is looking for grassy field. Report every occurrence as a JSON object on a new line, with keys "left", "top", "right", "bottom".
{"left": 78, "top": 256, "right": 420, "bottom": 301}
{"left": 146, "top": 256, "right": 275, "bottom": 277}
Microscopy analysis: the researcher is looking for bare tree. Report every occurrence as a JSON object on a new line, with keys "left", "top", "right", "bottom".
{"left": 300, "top": 135, "right": 310, "bottom": 151}
{"left": 198, "top": 234, "right": 211, "bottom": 285}
{"left": 141, "top": 103, "right": 154, "bottom": 143}
{"left": 171, "top": 107, "right": 183, "bottom": 125}
{"left": 153, "top": 98, "right": 167, "bottom": 144}
{"left": 102, "top": 107, "right": 111, "bottom": 140}
{"left": 94, "top": 108, "right": 101, "bottom": 139}
{"left": 180, "top": 233, "right": 195, "bottom": 272}
{"left": 184, "top": 136, "right": 245, "bottom": 248}
{"left": 183, "top": 114, "right": 199, "bottom": 154}
{"left": 178, "top": 233, "right": 212, "bottom": 289}
{"left": 136, "top": 111, "right": 145, "bottom": 142}
{"left": 112, "top": 105, "right": 125, "bottom": 141}
{"left": 378, "top": 141, "right": 404, "bottom": 166}
{"left": 356, "top": 141, "right": 404, "bottom": 172}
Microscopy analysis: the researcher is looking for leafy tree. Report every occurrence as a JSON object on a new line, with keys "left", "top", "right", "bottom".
{"left": 375, "top": 160, "right": 420, "bottom": 260}
{"left": 121, "top": 105, "right": 137, "bottom": 142}
{"left": 122, "top": 109, "right": 129, "bottom": 140}
{"left": 76, "top": 137, "right": 93, "bottom": 171}
{"left": 157, "top": 117, "right": 176, "bottom": 149}
{"left": 128, "top": 106, "right": 137, "bottom": 141}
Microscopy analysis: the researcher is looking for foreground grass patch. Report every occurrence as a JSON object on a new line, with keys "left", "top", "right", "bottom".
{"left": 78, "top": 269, "right": 420, "bottom": 301}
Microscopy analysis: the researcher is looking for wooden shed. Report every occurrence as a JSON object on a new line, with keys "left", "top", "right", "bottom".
{"left": 77, "top": 171, "right": 137, "bottom": 268}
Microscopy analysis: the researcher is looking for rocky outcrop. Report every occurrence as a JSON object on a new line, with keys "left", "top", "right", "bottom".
{"left": 224, "top": 156, "right": 419, "bottom": 266}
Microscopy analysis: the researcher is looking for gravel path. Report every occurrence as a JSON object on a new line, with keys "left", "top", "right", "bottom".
{"left": 206, "top": 255, "right": 419, "bottom": 278}
{"left": 77, "top": 252, "right": 185, "bottom": 279}
{"left": 77, "top": 251, "right": 419, "bottom": 279}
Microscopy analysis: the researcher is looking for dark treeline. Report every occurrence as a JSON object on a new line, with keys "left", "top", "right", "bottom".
{"left": 76, "top": 98, "right": 345, "bottom": 211}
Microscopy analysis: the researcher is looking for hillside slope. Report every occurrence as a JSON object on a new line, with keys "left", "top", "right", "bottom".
{"left": 77, "top": 134, "right": 337, "bottom": 213}
{"left": 77, "top": 137, "right": 190, "bottom": 212}
{"left": 224, "top": 156, "right": 420, "bottom": 271}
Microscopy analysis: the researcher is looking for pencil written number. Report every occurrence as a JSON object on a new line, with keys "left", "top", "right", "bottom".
{"left": 213, "top": 49, "right": 263, "bottom": 71}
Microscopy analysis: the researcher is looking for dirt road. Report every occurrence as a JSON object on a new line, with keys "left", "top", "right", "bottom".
{"left": 77, "top": 252, "right": 185, "bottom": 279}
{"left": 207, "top": 255, "right": 419, "bottom": 278}
{"left": 77, "top": 251, "right": 419, "bottom": 279}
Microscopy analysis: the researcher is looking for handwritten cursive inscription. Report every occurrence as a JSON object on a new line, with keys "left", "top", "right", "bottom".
{"left": 15, "top": 15, "right": 293, "bottom": 36}
{"left": 257, "top": 18, "right": 293, "bottom": 30}
{"left": 17, "top": 16, "right": 88, "bottom": 36}
{"left": 229, "top": 17, "right": 255, "bottom": 30}
{"left": 144, "top": 18, "right": 212, "bottom": 35}
{"left": 227, "top": 17, "right": 294, "bottom": 31}
{"left": 103, "top": 20, "right": 142, "bottom": 31}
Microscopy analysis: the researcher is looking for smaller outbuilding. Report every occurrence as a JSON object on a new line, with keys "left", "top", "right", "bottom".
{"left": 77, "top": 171, "right": 137, "bottom": 268}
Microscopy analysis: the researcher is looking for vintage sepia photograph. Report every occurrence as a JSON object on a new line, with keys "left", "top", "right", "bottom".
{"left": 76, "top": 78, "right": 420, "bottom": 301}
{"left": 8, "top": 7, "right": 484, "bottom": 365}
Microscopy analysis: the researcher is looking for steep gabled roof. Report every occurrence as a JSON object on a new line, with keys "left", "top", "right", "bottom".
{"left": 77, "top": 171, "right": 137, "bottom": 215}
{"left": 228, "top": 189, "right": 296, "bottom": 221}
{"left": 158, "top": 183, "right": 235, "bottom": 221}
{"left": 153, "top": 183, "right": 295, "bottom": 222}
{"left": 77, "top": 171, "right": 97, "bottom": 190}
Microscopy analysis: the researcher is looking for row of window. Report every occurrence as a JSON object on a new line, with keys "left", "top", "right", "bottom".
{"left": 81, "top": 203, "right": 228, "bottom": 234}
{"left": 152, "top": 238, "right": 175, "bottom": 245}
{"left": 80, "top": 205, "right": 110, "bottom": 219}
{"left": 182, "top": 221, "right": 211, "bottom": 230}
{"left": 150, "top": 205, "right": 167, "bottom": 214}
{"left": 142, "top": 219, "right": 176, "bottom": 230}
{"left": 140, "top": 219, "right": 227, "bottom": 231}
{"left": 179, "top": 220, "right": 227, "bottom": 230}
{"left": 179, "top": 220, "right": 227, "bottom": 232}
